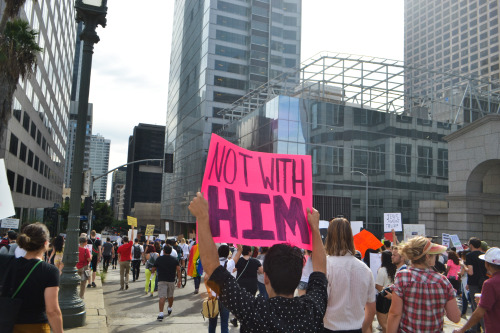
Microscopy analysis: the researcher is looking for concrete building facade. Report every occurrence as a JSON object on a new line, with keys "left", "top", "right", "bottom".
{"left": 89, "top": 134, "right": 110, "bottom": 202}
{"left": 3, "top": 1, "right": 76, "bottom": 222}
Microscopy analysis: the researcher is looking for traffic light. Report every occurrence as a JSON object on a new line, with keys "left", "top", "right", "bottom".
{"left": 83, "top": 196, "right": 92, "bottom": 214}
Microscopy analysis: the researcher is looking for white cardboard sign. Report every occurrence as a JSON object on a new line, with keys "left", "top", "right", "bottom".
{"left": 384, "top": 213, "right": 402, "bottom": 232}
{"left": 450, "top": 234, "right": 464, "bottom": 251}
{"left": 369, "top": 253, "right": 382, "bottom": 282}
{"left": 1, "top": 218, "right": 19, "bottom": 229}
{"left": 0, "top": 159, "right": 15, "bottom": 220}
{"left": 442, "top": 233, "right": 451, "bottom": 247}
{"left": 158, "top": 234, "right": 166, "bottom": 241}
{"left": 403, "top": 224, "right": 426, "bottom": 241}
{"left": 165, "top": 222, "right": 169, "bottom": 231}
{"left": 351, "top": 221, "right": 364, "bottom": 236}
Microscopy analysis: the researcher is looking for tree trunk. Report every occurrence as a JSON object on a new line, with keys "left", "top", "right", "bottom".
{"left": 0, "top": 71, "right": 15, "bottom": 159}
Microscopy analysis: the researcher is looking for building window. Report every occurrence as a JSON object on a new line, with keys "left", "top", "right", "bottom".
{"left": 9, "top": 133, "right": 19, "bottom": 156}
{"left": 216, "top": 30, "right": 248, "bottom": 45}
{"left": 312, "top": 147, "right": 320, "bottom": 176}
{"left": 395, "top": 143, "right": 412, "bottom": 174}
{"left": 437, "top": 148, "right": 448, "bottom": 178}
{"left": 27, "top": 150, "right": 34, "bottom": 167}
{"left": 7, "top": 169, "right": 15, "bottom": 191}
{"left": 16, "top": 175, "right": 24, "bottom": 193}
{"left": 326, "top": 147, "right": 343, "bottom": 174}
{"left": 213, "top": 91, "right": 244, "bottom": 104}
{"left": 326, "top": 103, "right": 344, "bottom": 126}
{"left": 369, "top": 145, "right": 385, "bottom": 174}
{"left": 311, "top": 103, "right": 320, "bottom": 129}
{"left": 19, "top": 143, "right": 27, "bottom": 162}
{"left": 216, "top": 15, "right": 248, "bottom": 31}
{"left": 25, "top": 178, "right": 31, "bottom": 195}
{"left": 34, "top": 155, "right": 39, "bottom": 171}
{"left": 22, "top": 111, "right": 30, "bottom": 131}
{"left": 32, "top": 181, "right": 37, "bottom": 197}
{"left": 215, "top": 44, "right": 248, "bottom": 60}
{"left": 214, "top": 76, "right": 247, "bottom": 90}
{"left": 418, "top": 146, "right": 433, "bottom": 176}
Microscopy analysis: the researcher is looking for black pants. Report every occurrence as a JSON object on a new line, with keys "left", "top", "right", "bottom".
{"left": 103, "top": 255, "right": 111, "bottom": 272}
{"left": 131, "top": 260, "right": 141, "bottom": 281}
{"left": 323, "top": 328, "right": 361, "bottom": 333}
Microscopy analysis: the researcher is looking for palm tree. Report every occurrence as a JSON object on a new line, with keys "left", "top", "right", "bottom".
{"left": 0, "top": 0, "right": 41, "bottom": 157}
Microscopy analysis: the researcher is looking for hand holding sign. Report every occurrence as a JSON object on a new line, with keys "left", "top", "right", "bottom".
{"left": 306, "top": 207, "right": 320, "bottom": 232}
{"left": 188, "top": 192, "right": 209, "bottom": 223}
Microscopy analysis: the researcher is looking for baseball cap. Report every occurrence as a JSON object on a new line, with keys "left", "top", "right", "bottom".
{"left": 480, "top": 241, "right": 490, "bottom": 252}
{"left": 479, "top": 247, "right": 500, "bottom": 265}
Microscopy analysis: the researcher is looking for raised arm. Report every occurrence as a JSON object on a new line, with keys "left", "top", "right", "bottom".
{"left": 307, "top": 207, "right": 326, "bottom": 274}
{"left": 188, "top": 192, "right": 220, "bottom": 276}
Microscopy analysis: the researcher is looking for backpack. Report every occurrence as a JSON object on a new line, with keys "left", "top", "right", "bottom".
{"left": 0, "top": 238, "right": 9, "bottom": 250}
{"left": 91, "top": 239, "right": 99, "bottom": 256}
{"left": 133, "top": 245, "right": 142, "bottom": 260}
{"left": 146, "top": 252, "right": 158, "bottom": 269}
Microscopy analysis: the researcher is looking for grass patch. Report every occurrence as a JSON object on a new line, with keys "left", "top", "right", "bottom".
{"left": 98, "top": 271, "right": 107, "bottom": 283}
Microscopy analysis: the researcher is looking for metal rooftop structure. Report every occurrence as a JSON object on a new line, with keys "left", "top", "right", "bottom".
{"left": 218, "top": 52, "right": 500, "bottom": 125}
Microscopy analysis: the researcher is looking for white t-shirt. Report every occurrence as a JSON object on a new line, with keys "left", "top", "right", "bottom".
{"left": 211, "top": 258, "right": 236, "bottom": 297}
{"left": 15, "top": 246, "right": 27, "bottom": 258}
{"left": 375, "top": 266, "right": 392, "bottom": 288}
{"left": 300, "top": 256, "right": 314, "bottom": 283}
{"left": 180, "top": 243, "right": 189, "bottom": 259}
{"left": 324, "top": 254, "right": 376, "bottom": 331}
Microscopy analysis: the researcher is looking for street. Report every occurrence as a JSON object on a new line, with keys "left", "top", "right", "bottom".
{"left": 101, "top": 264, "right": 467, "bottom": 332}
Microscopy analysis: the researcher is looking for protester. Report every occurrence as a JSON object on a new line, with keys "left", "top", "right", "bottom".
{"left": 207, "top": 244, "right": 242, "bottom": 333}
{"left": 256, "top": 247, "right": 269, "bottom": 299}
{"left": 131, "top": 238, "right": 143, "bottom": 282}
{"left": 375, "top": 250, "right": 397, "bottom": 333}
{"left": 231, "top": 245, "right": 264, "bottom": 327}
{"left": 188, "top": 192, "right": 328, "bottom": 333}
{"left": 464, "top": 237, "right": 489, "bottom": 333}
{"left": 102, "top": 237, "right": 114, "bottom": 272}
{"left": 387, "top": 236, "right": 461, "bottom": 333}
{"left": 2, "top": 222, "right": 63, "bottom": 332}
{"left": 187, "top": 240, "right": 202, "bottom": 294}
{"left": 145, "top": 242, "right": 160, "bottom": 296}
{"left": 117, "top": 227, "right": 135, "bottom": 290}
{"left": 87, "top": 230, "right": 102, "bottom": 288}
{"left": 152, "top": 245, "right": 181, "bottom": 321}
{"left": 297, "top": 251, "right": 313, "bottom": 297}
{"left": 77, "top": 236, "right": 92, "bottom": 299}
{"left": 48, "top": 235, "right": 64, "bottom": 274}
{"left": 179, "top": 238, "right": 189, "bottom": 268}
{"left": 323, "top": 217, "right": 375, "bottom": 333}
{"left": 391, "top": 246, "right": 407, "bottom": 272}
{"left": 0, "top": 230, "right": 18, "bottom": 256}
{"left": 458, "top": 250, "right": 470, "bottom": 319}
{"left": 112, "top": 241, "right": 118, "bottom": 269}
{"left": 453, "top": 247, "right": 500, "bottom": 333}
{"left": 446, "top": 250, "right": 461, "bottom": 293}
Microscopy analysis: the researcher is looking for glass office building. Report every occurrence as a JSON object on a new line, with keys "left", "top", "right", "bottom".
{"left": 162, "top": 0, "right": 302, "bottom": 230}
{"left": 89, "top": 134, "right": 110, "bottom": 202}
{"left": 219, "top": 95, "right": 460, "bottom": 235}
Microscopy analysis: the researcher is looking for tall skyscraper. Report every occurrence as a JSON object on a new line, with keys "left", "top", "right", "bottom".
{"left": 404, "top": 0, "right": 500, "bottom": 122}
{"left": 125, "top": 123, "right": 164, "bottom": 218}
{"left": 3, "top": 1, "right": 76, "bottom": 221}
{"left": 89, "top": 134, "right": 110, "bottom": 202}
{"left": 111, "top": 166, "right": 126, "bottom": 220}
{"left": 63, "top": 101, "right": 92, "bottom": 189}
{"left": 162, "top": 0, "right": 302, "bottom": 230}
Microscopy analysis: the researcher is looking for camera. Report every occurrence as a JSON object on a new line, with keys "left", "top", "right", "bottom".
{"left": 380, "top": 287, "right": 392, "bottom": 297}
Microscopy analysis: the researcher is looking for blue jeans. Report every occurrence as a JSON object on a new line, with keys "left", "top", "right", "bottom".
{"left": 194, "top": 276, "right": 201, "bottom": 290}
{"left": 461, "top": 286, "right": 469, "bottom": 315}
{"left": 208, "top": 302, "right": 230, "bottom": 333}
{"left": 257, "top": 282, "right": 268, "bottom": 299}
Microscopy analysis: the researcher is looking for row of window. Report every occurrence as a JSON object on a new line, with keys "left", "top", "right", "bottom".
{"left": 6, "top": 169, "right": 58, "bottom": 202}
{"left": 309, "top": 144, "right": 448, "bottom": 178}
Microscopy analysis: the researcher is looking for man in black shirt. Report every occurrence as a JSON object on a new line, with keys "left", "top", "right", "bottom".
{"left": 465, "top": 237, "right": 488, "bottom": 333}
{"left": 188, "top": 192, "right": 328, "bottom": 333}
{"left": 152, "top": 245, "right": 181, "bottom": 321}
{"left": 102, "top": 238, "right": 114, "bottom": 272}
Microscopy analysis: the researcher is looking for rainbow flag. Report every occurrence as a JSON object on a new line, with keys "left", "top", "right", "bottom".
{"left": 187, "top": 244, "right": 203, "bottom": 277}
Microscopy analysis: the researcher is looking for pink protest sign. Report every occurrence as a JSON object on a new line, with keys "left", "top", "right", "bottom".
{"left": 201, "top": 134, "right": 313, "bottom": 250}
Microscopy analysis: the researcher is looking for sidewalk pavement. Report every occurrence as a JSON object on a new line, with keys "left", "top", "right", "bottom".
{"left": 65, "top": 273, "right": 108, "bottom": 333}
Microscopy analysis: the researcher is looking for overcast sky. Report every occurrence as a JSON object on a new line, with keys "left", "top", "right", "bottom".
{"left": 88, "top": 0, "right": 404, "bottom": 198}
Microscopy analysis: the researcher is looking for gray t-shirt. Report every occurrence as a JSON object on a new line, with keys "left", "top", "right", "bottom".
{"left": 102, "top": 242, "right": 113, "bottom": 256}
{"left": 0, "top": 243, "right": 18, "bottom": 255}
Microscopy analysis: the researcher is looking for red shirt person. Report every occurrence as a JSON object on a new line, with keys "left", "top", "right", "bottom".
{"left": 77, "top": 237, "right": 91, "bottom": 299}
{"left": 116, "top": 226, "right": 134, "bottom": 290}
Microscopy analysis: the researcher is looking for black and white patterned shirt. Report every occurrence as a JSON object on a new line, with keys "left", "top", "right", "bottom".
{"left": 209, "top": 265, "right": 328, "bottom": 332}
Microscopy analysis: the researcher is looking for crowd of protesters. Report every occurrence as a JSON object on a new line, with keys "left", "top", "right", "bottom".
{"left": 1, "top": 193, "right": 499, "bottom": 332}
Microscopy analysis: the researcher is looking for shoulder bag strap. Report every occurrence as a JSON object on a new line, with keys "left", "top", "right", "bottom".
{"left": 12, "top": 260, "right": 43, "bottom": 299}
{"left": 236, "top": 259, "right": 250, "bottom": 282}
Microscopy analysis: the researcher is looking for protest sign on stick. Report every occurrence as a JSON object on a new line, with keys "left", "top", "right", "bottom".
{"left": 383, "top": 213, "right": 402, "bottom": 232}
{"left": 201, "top": 134, "right": 313, "bottom": 250}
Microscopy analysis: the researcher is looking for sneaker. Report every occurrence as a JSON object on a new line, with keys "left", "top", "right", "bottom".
{"left": 461, "top": 314, "right": 467, "bottom": 320}
{"left": 157, "top": 315, "right": 163, "bottom": 322}
{"left": 231, "top": 318, "right": 238, "bottom": 327}
{"left": 167, "top": 308, "right": 172, "bottom": 316}
{"left": 193, "top": 289, "right": 199, "bottom": 295}
{"left": 145, "top": 291, "right": 149, "bottom": 295}
{"left": 119, "top": 287, "right": 124, "bottom": 291}
{"left": 87, "top": 284, "right": 91, "bottom": 288}
{"left": 91, "top": 282, "right": 96, "bottom": 288}
{"left": 150, "top": 293, "right": 154, "bottom": 297}
{"left": 125, "top": 284, "right": 129, "bottom": 290}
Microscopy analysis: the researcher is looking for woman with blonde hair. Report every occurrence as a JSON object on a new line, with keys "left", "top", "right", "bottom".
{"left": 2, "top": 222, "right": 63, "bottom": 332}
{"left": 387, "top": 236, "right": 461, "bottom": 332}
{"left": 323, "top": 217, "right": 376, "bottom": 333}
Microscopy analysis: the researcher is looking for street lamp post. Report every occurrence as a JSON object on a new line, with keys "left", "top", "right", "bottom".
{"left": 351, "top": 171, "right": 368, "bottom": 229}
{"left": 59, "top": 0, "right": 107, "bottom": 328}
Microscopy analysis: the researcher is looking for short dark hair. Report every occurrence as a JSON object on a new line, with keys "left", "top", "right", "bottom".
{"left": 107, "top": 237, "right": 111, "bottom": 242}
{"left": 164, "top": 245, "right": 172, "bottom": 255}
{"left": 242, "top": 245, "right": 252, "bottom": 256}
{"left": 263, "top": 243, "right": 304, "bottom": 295}
{"left": 384, "top": 240, "right": 391, "bottom": 248}
{"left": 218, "top": 245, "right": 229, "bottom": 258}
{"left": 469, "top": 237, "right": 481, "bottom": 249}
{"left": 134, "top": 238, "right": 139, "bottom": 243}
{"left": 7, "top": 230, "right": 17, "bottom": 240}
{"left": 122, "top": 236, "right": 129, "bottom": 243}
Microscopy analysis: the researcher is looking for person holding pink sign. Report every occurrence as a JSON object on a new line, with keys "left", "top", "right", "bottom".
{"left": 188, "top": 192, "right": 327, "bottom": 333}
